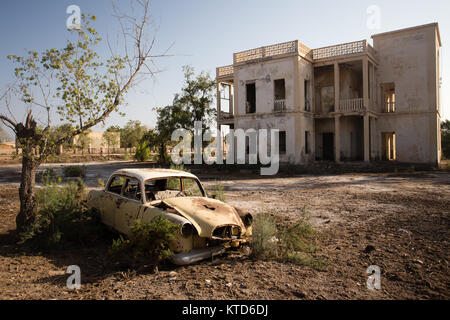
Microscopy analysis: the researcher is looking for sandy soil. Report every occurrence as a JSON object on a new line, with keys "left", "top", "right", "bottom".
{"left": 0, "top": 171, "right": 449, "bottom": 300}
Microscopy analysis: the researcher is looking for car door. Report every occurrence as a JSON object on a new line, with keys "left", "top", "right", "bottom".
{"left": 103, "top": 175, "right": 125, "bottom": 228}
{"left": 114, "top": 177, "right": 144, "bottom": 235}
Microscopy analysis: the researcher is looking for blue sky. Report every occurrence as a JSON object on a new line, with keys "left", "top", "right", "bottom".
{"left": 0, "top": 0, "right": 448, "bottom": 137}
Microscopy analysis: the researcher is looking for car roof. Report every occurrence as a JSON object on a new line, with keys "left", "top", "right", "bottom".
{"left": 111, "top": 168, "right": 198, "bottom": 182}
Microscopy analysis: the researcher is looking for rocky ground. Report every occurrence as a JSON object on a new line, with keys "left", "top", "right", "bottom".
{"left": 0, "top": 169, "right": 449, "bottom": 300}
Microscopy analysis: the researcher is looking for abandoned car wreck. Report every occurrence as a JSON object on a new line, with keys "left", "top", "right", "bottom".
{"left": 216, "top": 23, "right": 442, "bottom": 165}
{"left": 87, "top": 169, "right": 253, "bottom": 265}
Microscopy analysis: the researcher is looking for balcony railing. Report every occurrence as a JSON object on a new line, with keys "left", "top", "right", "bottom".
{"left": 234, "top": 40, "right": 312, "bottom": 64}
{"left": 312, "top": 40, "right": 376, "bottom": 60}
{"left": 216, "top": 65, "right": 234, "bottom": 79}
{"left": 384, "top": 102, "right": 396, "bottom": 113}
{"left": 218, "top": 111, "right": 234, "bottom": 120}
{"left": 339, "top": 98, "right": 365, "bottom": 112}
{"left": 274, "top": 99, "right": 286, "bottom": 112}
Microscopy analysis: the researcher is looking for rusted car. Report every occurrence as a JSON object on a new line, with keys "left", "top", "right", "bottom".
{"left": 87, "top": 169, "right": 253, "bottom": 265}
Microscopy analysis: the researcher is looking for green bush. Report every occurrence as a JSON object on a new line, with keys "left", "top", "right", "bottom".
{"left": 134, "top": 141, "right": 151, "bottom": 162}
{"left": 109, "top": 216, "right": 179, "bottom": 269}
{"left": 62, "top": 165, "right": 86, "bottom": 178}
{"left": 250, "top": 212, "right": 279, "bottom": 259}
{"left": 38, "top": 168, "right": 61, "bottom": 185}
{"left": 18, "top": 180, "right": 105, "bottom": 249}
{"left": 250, "top": 211, "right": 328, "bottom": 271}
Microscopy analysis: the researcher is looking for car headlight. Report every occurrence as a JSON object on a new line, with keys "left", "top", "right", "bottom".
{"left": 181, "top": 223, "right": 194, "bottom": 238}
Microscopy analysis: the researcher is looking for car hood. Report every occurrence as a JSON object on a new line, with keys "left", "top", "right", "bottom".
{"left": 162, "top": 197, "right": 245, "bottom": 238}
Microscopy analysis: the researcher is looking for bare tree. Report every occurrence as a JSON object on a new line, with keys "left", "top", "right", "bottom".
{"left": 0, "top": 0, "right": 168, "bottom": 234}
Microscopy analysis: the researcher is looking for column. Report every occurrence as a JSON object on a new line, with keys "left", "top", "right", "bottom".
{"left": 363, "top": 58, "right": 369, "bottom": 109}
{"left": 364, "top": 114, "right": 370, "bottom": 162}
{"left": 335, "top": 115, "right": 341, "bottom": 163}
{"left": 334, "top": 62, "right": 340, "bottom": 112}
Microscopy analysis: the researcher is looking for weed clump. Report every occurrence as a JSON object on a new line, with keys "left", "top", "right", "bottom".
{"left": 109, "top": 217, "right": 179, "bottom": 270}
{"left": 250, "top": 211, "right": 328, "bottom": 271}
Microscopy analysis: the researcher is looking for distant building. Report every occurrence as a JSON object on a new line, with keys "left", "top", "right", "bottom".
{"left": 216, "top": 23, "right": 442, "bottom": 165}
{"left": 73, "top": 131, "right": 120, "bottom": 154}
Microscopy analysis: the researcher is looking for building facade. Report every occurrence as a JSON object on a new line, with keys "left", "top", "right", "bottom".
{"left": 216, "top": 23, "right": 442, "bottom": 165}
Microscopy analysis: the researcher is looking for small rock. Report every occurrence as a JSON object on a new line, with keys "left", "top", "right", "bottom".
{"left": 413, "top": 259, "right": 424, "bottom": 265}
{"left": 226, "top": 282, "right": 232, "bottom": 288}
{"left": 363, "top": 245, "right": 376, "bottom": 253}
{"left": 168, "top": 271, "right": 177, "bottom": 277}
{"left": 205, "top": 279, "right": 211, "bottom": 285}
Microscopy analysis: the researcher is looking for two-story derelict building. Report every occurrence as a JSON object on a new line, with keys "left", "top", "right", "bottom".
{"left": 216, "top": 23, "right": 442, "bottom": 165}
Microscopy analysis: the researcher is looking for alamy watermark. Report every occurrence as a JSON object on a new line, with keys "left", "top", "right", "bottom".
{"left": 66, "top": 5, "right": 81, "bottom": 30}
{"left": 366, "top": 265, "right": 381, "bottom": 290}
{"left": 66, "top": 265, "right": 81, "bottom": 290}
{"left": 171, "top": 121, "right": 280, "bottom": 175}
{"left": 366, "top": 5, "right": 381, "bottom": 30}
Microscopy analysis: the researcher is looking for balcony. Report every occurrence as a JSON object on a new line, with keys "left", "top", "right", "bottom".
{"left": 339, "top": 98, "right": 365, "bottom": 112}
{"left": 216, "top": 65, "right": 234, "bottom": 80}
{"left": 312, "top": 40, "right": 377, "bottom": 61}
{"left": 274, "top": 99, "right": 286, "bottom": 112}
{"left": 218, "top": 111, "right": 234, "bottom": 121}
{"left": 233, "top": 40, "right": 312, "bottom": 64}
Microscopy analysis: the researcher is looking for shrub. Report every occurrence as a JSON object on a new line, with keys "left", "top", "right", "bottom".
{"left": 109, "top": 216, "right": 179, "bottom": 269}
{"left": 250, "top": 212, "right": 279, "bottom": 259}
{"left": 62, "top": 165, "right": 86, "bottom": 178}
{"left": 18, "top": 180, "right": 105, "bottom": 249}
{"left": 250, "top": 211, "right": 328, "bottom": 271}
{"left": 38, "top": 168, "right": 61, "bottom": 185}
{"left": 134, "top": 141, "right": 151, "bottom": 162}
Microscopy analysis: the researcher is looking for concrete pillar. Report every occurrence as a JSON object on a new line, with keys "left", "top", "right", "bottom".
{"left": 364, "top": 114, "right": 370, "bottom": 162}
{"left": 334, "top": 62, "right": 340, "bottom": 112}
{"left": 363, "top": 58, "right": 369, "bottom": 109}
{"left": 217, "top": 82, "right": 221, "bottom": 116}
{"left": 335, "top": 115, "right": 341, "bottom": 163}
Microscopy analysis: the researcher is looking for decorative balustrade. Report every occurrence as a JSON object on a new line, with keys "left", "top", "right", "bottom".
{"left": 274, "top": 99, "right": 286, "bottom": 112}
{"left": 312, "top": 40, "right": 376, "bottom": 60}
{"left": 339, "top": 98, "right": 365, "bottom": 112}
{"left": 234, "top": 40, "right": 311, "bottom": 64}
{"left": 216, "top": 65, "right": 234, "bottom": 78}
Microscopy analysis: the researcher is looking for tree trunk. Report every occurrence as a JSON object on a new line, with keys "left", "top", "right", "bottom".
{"left": 16, "top": 154, "right": 38, "bottom": 234}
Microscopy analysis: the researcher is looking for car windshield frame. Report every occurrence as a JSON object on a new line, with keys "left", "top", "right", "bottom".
{"left": 143, "top": 176, "right": 206, "bottom": 202}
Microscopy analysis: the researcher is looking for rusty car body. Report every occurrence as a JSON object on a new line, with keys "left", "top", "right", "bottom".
{"left": 87, "top": 168, "right": 253, "bottom": 265}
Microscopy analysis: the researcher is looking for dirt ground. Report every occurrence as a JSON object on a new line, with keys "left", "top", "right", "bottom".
{"left": 0, "top": 170, "right": 449, "bottom": 300}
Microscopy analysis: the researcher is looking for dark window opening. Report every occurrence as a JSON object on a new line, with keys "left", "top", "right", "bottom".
{"left": 304, "top": 80, "right": 311, "bottom": 111}
{"left": 305, "top": 131, "right": 310, "bottom": 154}
{"left": 246, "top": 83, "right": 256, "bottom": 114}
{"left": 274, "top": 79, "right": 285, "bottom": 100}
{"left": 279, "top": 131, "right": 286, "bottom": 154}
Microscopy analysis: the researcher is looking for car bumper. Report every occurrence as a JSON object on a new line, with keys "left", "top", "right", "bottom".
{"left": 170, "top": 246, "right": 225, "bottom": 265}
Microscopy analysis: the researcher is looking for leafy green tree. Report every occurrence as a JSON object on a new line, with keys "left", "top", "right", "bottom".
{"left": 442, "top": 120, "right": 450, "bottom": 159}
{"left": 143, "top": 66, "right": 216, "bottom": 164}
{"left": 75, "top": 130, "right": 92, "bottom": 155}
{"left": 120, "top": 120, "right": 147, "bottom": 151}
{"left": 0, "top": 1, "right": 166, "bottom": 233}
{"left": 103, "top": 126, "right": 120, "bottom": 158}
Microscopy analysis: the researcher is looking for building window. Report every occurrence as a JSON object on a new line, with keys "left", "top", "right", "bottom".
{"left": 279, "top": 131, "right": 286, "bottom": 154}
{"left": 382, "top": 132, "right": 396, "bottom": 160}
{"left": 305, "top": 131, "right": 310, "bottom": 154}
{"left": 220, "top": 83, "right": 231, "bottom": 113}
{"left": 381, "top": 83, "right": 395, "bottom": 112}
{"left": 304, "top": 80, "right": 311, "bottom": 111}
{"left": 274, "top": 79, "right": 286, "bottom": 111}
{"left": 246, "top": 83, "right": 256, "bottom": 114}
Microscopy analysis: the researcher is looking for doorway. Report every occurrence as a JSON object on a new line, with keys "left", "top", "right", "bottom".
{"left": 323, "top": 133, "right": 334, "bottom": 161}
